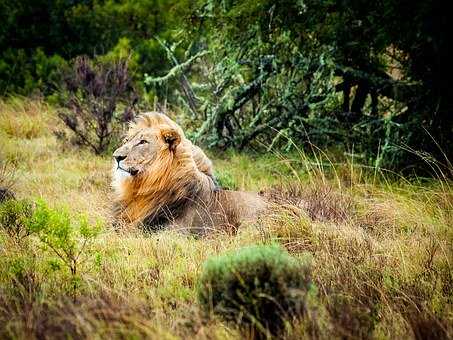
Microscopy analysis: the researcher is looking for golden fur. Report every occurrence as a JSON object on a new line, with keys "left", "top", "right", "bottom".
{"left": 112, "top": 112, "right": 266, "bottom": 233}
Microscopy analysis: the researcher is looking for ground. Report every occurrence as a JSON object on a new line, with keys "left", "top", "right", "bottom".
{"left": 0, "top": 97, "right": 451, "bottom": 339}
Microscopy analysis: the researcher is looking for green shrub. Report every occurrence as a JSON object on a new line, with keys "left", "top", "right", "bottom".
{"left": 0, "top": 198, "right": 102, "bottom": 299}
{"left": 0, "top": 48, "right": 66, "bottom": 95}
{"left": 0, "top": 199, "right": 33, "bottom": 239}
{"left": 198, "top": 244, "right": 313, "bottom": 337}
{"left": 28, "top": 201, "right": 102, "bottom": 281}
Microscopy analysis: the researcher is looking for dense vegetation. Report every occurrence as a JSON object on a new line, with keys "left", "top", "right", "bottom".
{"left": 1, "top": 0, "right": 451, "bottom": 171}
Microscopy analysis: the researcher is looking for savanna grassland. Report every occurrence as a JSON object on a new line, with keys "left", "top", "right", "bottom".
{"left": 0, "top": 97, "right": 452, "bottom": 339}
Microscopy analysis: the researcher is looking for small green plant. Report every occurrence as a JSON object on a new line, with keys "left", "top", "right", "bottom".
{"left": 27, "top": 200, "right": 102, "bottom": 300}
{"left": 198, "top": 244, "right": 313, "bottom": 337}
{"left": 0, "top": 198, "right": 33, "bottom": 239}
{"left": 0, "top": 198, "right": 102, "bottom": 299}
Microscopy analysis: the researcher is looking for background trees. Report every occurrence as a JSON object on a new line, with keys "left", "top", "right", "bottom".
{"left": 1, "top": 0, "right": 451, "bottom": 172}
{"left": 172, "top": 0, "right": 451, "bottom": 171}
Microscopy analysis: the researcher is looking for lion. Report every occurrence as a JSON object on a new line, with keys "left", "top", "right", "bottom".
{"left": 112, "top": 112, "right": 267, "bottom": 234}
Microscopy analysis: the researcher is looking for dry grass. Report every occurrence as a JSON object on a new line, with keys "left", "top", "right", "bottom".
{"left": 0, "top": 96, "right": 56, "bottom": 139}
{"left": 0, "top": 97, "right": 452, "bottom": 339}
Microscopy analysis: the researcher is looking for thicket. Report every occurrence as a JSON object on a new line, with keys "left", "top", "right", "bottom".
{"left": 158, "top": 0, "right": 451, "bottom": 172}
{"left": 1, "top": 0, "right": 451, "bottom": 172}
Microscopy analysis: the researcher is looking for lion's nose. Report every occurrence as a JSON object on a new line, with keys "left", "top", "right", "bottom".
{"left": 115, "top": 155, "right": 126, "bottom": 163}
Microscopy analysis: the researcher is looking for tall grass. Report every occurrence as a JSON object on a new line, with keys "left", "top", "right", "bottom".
{"left": 0, "top": 96, "right": 55, "bottom": 139}
{"left": 0, "top": 97, "right": 451, "bottom": 339}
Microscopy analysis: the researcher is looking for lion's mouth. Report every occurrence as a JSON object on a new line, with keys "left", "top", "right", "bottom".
{"left": 117, "top": 165, "right": 139, "bottom": 176}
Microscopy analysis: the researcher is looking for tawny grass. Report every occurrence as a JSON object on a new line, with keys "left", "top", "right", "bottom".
{"left": 0, "top": 97, "right": 451, "bottom": 339}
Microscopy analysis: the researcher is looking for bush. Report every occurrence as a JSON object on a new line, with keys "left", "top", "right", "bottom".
{"left": 28, "top": 201, "right": 102, "bottom": 296}
{"left": 197, "top": 244, "right": 313, "bottom": 337}
{"left": 0, "top": 48, "right": 67, "bottom": 95}
{"left": 57, "top": 56, "right": 137, "bottom": 154}
{"left": 0, "top": 198, "right": 102, "bottom": 299}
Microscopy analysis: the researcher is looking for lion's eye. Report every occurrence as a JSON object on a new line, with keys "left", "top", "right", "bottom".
{"left": 138, "top": 139, "right": 148, "bottom": 145}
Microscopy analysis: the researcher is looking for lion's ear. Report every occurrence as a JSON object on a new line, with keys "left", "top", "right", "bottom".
{"left": 161, "top": 128, "right": 181, "bottom": 151}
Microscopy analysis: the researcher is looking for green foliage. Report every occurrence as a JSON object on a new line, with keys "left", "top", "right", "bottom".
{"left": 32, "top": 201, "right": 101, "bottom": 297}
{"left": 0, "top": 48, "right": 67, "bottom": 95}
{"left": 151, "top": 0, "right": 451, "bottom": 172}
{"left": 214, "top": 170, "right": 238, "bottom": 190}
{"left": 0, "top": 198, "right": 102, "bottom": 298}
{"left": 0, "top": 199, "right": 33, "bottom": 239}
{"left": 0, "top": 0, "right": 187, "bottom": 95}
{"left": 29, "top": 200, "right": 101, "bottom": 272}
{"left": 198, "top": 244, "right": 313, "bottom": 336}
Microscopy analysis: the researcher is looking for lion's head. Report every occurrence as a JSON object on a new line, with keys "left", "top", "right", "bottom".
{"left": 112, "top": 112, "right": 216, "bottom": 228}
{"left": 112, "top": 112, "right": 214, "bottom": 189}
{"left": 112, "top": 113, "right": 181, "bottom": 177}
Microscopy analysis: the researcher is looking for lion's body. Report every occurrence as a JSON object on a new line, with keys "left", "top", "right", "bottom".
{"left": 112, "top": 112, "right": 266, "bottom": 233}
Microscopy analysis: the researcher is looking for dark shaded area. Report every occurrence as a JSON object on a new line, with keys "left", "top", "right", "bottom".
{"left": 0, "top": 187, "right": 15, "bottom": 203}
{"left": 181, "top": 0, "right": 451, "bottom": 173}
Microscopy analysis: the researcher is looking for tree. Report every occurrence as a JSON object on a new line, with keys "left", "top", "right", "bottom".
{"left": 152, "top": 0, "right": 451, "bottom": 171}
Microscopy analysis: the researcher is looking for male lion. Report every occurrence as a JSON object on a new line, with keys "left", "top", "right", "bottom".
{"left": 112, "top": 112, "right": 267, "bottom": 234}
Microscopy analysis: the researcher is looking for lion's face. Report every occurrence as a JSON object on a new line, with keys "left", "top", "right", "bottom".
{"left": 112, "top": 125, "right": 181, "bottom": 179}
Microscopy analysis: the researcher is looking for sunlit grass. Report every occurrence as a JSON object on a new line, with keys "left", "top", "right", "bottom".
{"left": 0, "top": 96, "right": 56, "bottom": 139}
